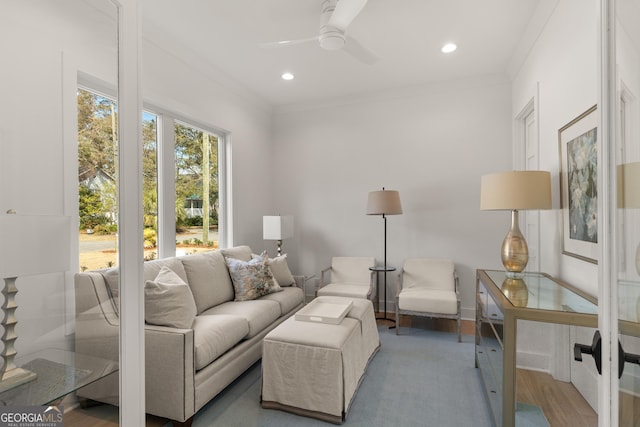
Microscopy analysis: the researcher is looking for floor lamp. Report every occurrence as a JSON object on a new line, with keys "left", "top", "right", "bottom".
{"left": 0, "top": 213, "right": 70, "bottom": 392}
{"left": 367, "top": 188, "right": 402, "bottom": 323}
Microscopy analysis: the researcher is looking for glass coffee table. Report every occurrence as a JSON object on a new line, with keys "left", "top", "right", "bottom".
{"left": 0, "top": 348, "right": 118, "bottom": 406}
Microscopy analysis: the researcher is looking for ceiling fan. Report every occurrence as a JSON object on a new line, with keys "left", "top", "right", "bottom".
{"left": 260, "top": 0, "right": 379, "bottom": 65}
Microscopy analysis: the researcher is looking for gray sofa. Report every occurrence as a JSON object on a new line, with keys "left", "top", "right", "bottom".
{"left": 74, "top": 245, "right": 304, "bottom": 426}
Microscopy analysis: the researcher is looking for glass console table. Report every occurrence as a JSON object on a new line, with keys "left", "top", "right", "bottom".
{"left": 0, "top": 348, "right": 118, "bottom": 406}
{"left": 475, "top": 269, "right": 597, "bottom": 427}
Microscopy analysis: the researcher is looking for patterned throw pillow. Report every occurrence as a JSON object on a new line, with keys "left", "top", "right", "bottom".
{"left": 225, "top": 256, "right": 282, "bottom": 301}
{"left": 251, "top": 252, "right": 296, "bottom": 287}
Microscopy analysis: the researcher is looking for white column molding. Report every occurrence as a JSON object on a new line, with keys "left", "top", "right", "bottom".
{"left": 116, "top": 0, "right": 145, "bottom": 425}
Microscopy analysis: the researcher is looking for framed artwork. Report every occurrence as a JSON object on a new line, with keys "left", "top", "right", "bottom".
{"left": 559, "top": 104, "right": 598, "bottom": 263}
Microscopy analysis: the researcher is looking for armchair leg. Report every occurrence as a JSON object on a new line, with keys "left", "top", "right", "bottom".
{"left": 457, "top": 316, "right": 461, "bottom": 343}
{"left": 395, "top": 310, "right": 400, "bottom": 335}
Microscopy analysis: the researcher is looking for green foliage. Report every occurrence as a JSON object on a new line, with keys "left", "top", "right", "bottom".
{"left": 78, "top": 185, "right": 109, "bottom": 229}
{"left": 143, "top": 228, "right": 157, "bottom": 248}
{"left": 93, "top": 224, "right": 116, "bottom": 235}
{"left": 78, "top": 89, "right": 220, "bottom": 240}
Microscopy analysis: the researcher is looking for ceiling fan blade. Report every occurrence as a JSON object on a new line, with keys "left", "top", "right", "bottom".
{"left": 343, "top": 34, "right": 379, "bottom": 65}
{"left": 259, "top": 36, "right": 318, "bottom": 48}
{"left": 328, "top": 0, "right": 368, "bottom": 31}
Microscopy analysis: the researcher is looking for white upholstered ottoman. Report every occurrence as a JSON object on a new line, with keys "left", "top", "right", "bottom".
{"left": 260, "top": 297, "right": 380, "bottom": 424}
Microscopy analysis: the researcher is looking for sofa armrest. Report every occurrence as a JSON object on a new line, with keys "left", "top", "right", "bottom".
{"left": 145, "top": 325, "right": 195, "bottom": 422}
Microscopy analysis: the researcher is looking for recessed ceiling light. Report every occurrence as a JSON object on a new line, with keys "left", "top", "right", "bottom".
{"left": 281, "top": 72, "right": 294, "bottom": 81}
{"left": 441, "top": 43, "right": 457, "bottom": 53}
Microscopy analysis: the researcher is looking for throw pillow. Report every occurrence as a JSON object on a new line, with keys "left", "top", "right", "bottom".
{"left": 144, "top": 266, "right": 197, "bottom": 329}
{"left": 251, "top": 253, "right": 296, "bottom": 287}
{"left": 225, "top": 256, "right": 282, "bottom": 301}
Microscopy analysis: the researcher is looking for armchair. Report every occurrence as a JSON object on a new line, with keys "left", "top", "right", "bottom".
{"left": 317, "top": 257, "right": 376, "bottom": 301}
{"left": 395, "top": 258, "right": 461, "bottom": 342}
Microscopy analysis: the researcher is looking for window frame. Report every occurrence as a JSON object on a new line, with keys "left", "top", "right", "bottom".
{"left": 75, "top": 82, "right": 230, "bottom": 262}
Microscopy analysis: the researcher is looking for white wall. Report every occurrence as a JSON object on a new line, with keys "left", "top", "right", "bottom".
{"left": 273, "top": 75, "right": 513, "bottom": 319}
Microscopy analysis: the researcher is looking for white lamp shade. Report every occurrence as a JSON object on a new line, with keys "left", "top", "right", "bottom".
{"left": 480, "top": 171, "right": 552, "bottom": 211}
{"left": 367, "top": 190, "right": 403, "bottom": 215}
{"left": 0, "top": 215, "right": 71, "bottom": 278}
{"left": 263, "top": 215, "right": 293, "bottom": 240}
{"left": 618, "top": 162, "right": 640, "bottom": 208}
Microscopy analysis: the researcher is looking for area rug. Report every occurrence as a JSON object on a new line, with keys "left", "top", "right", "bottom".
{"left": 181, "top": 326, "right": 548, "bottom": 426}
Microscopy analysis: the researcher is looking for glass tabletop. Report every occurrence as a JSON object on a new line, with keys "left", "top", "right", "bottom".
{"left": 484, "top": 270, "right": 598, "bottom": 315}
{"left": 0, "top": 348, "right": 118, "bottom": 406}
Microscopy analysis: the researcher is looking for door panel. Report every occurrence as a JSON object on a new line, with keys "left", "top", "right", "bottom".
{"left": 615, "top": 0, "right": 640, "bottom": 424}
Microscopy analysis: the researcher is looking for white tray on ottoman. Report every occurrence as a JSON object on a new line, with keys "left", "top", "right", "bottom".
{"left": 261, "top": 297, "right": 380, "bottom": 424}
{"left": 295, "top": 297, "right": 353, "bottom": 324}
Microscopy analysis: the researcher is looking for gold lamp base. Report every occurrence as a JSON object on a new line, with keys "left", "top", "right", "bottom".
{"left": 501, "top": 278, "right": 529, "bottom": 307}
{"left": 501, "top": 210, "right": 529, "bottom": 278}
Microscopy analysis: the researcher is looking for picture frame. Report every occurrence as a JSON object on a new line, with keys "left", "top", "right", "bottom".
{"left": 558, "top": 104, "right": 599, "bottom": 264}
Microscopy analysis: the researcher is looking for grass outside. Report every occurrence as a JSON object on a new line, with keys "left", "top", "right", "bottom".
{"left": 79, "top": 230, "right": 218, "bottom": 271}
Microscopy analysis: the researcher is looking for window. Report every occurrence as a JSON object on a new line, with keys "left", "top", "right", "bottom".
{"left": 77, "top": 85, "right": 227, "bottom": 270}
{"left": 175, "top": 121, "right": 220, "bottom": 254}
{"left": 77, "top": 87, "right": 119, "bottom": 271}
{"left": 143, "top": 111, "right": 159, "bottom": 259}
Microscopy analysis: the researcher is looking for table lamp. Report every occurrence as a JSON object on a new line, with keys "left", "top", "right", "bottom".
{"left": 367, "top": 188, "right": 402, "bottom": 322}
{"left": 480, "top": 171, "right": 551, "bottom": 277}
{"left": 0, "top": 212, "right": 70, "bottom": 392}
{"left": 618, "top": 162, "right": 640, "bottom": 275}
{"left": 263, "top": 215, "right": 293, "bottom": 256}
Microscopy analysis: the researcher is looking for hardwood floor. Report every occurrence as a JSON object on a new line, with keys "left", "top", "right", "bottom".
{"left": 516, "top": 369, "right": 597, "bottom": 427}
{"left": 64, "top": 405, "right": 167, "bottom": 426}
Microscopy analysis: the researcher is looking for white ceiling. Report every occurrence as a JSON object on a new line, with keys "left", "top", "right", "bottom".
{"left": 142, "top": 0, "right": 543, "bottom": 108}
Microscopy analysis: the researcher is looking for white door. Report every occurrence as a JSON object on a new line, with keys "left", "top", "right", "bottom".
{"left": 613, "top": 1, "right": 640, "bottom": 425}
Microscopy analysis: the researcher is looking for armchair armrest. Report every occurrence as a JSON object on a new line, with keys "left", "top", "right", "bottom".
{"left": 453, "top": 270, "right": 460, "bottom": 300}
{"left": 368, "top": 270, "right": 377, "bottom": 299}
{"left": 395, "top": 270, "right": 403, "bottom": 298}
{"left": 320, "top": 266, "right": 332, "bottom": 288}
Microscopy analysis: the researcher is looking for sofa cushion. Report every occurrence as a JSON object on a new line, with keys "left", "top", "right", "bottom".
{"left": 260, "top": 286, "right": 304, "bottom": 315}
{"left": 144, "top": 266, "right": 197, "bottom": 329}
{"left": 398, "top": 288, "right": 458, "bottom": 315}
{"left": 144, "top": 257, "right": 189, "bottom": 284}
{"left": 180, "top": 250, "right": 234, "bottom": 314}
{"left": 225, "top": 257, "right": 282, "bottom": 301}
{"left": 220, "top": 245, "right": 252, "bottom": 262}
{"left": 100, "top": 257, "right": 189, "bottom": 314}
{"left": 252, "top": 253, "right": 296, "bottom": 287}
{"left": 192, "top": 314, "right": 249, "bottom": 371}
{"left": 203, "top": 299, "right": 281, "bottom": 338}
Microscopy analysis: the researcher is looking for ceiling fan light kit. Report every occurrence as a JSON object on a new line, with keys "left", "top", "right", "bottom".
{"left": 260, "top": 0, "right": 378, "bottom": 64}
{"left": 319, "top": 30, "right": 345, "bottom": 50}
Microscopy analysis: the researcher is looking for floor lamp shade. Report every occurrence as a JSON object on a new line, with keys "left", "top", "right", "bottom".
{"left": 480, "top": 171, "right": 551, "bottom": 277}
{"left": 263, "top": 215, "right": 293, "bottom": 256}
{"left": 366, "top": 190, "right": 403, "bottom": 216}
{"left": 0, "top": 214, "right": 71, "bottom": 392}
